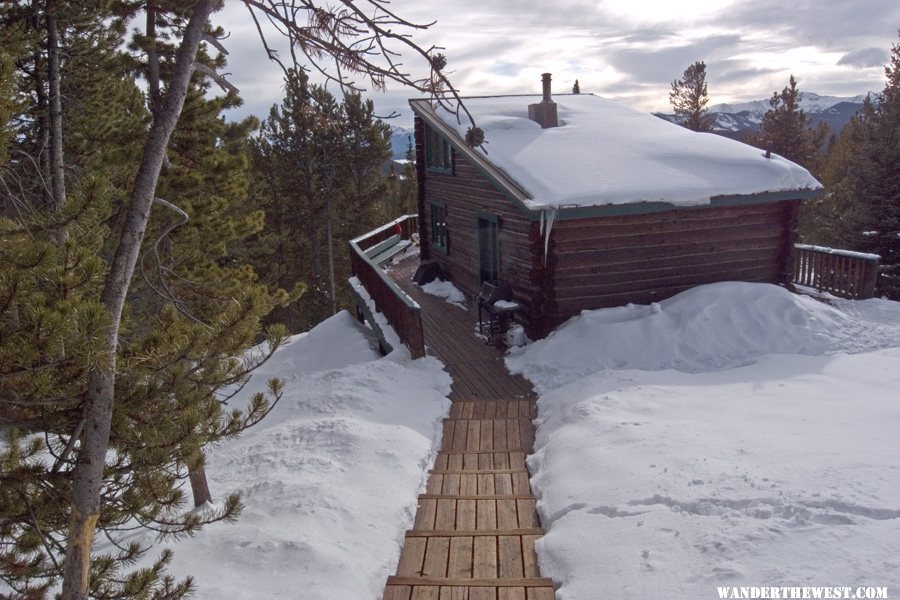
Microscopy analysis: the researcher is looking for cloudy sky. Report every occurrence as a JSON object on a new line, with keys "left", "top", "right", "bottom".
{"left": 214, "top": 1, "right": 899, "bottom": 126}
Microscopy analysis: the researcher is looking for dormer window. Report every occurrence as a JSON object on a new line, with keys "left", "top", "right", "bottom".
{"left": 424, "top": 125, "right": 453, "bottom": 174}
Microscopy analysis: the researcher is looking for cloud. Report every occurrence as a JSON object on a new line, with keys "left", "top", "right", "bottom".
{"left": 837, "top": 47, "right": 889, "bottom": 68}
{"left": 209, "top": 0, "right": 900, "bottom": 121}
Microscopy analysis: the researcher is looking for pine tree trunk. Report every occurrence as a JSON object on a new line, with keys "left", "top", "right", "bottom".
{"left": 326, "top": 192, "right": 336, "bottom": 315}
{"left": 146, "top": 4, "right": 161, "bottom": 117}
{"left": 189, "top": 461, "right": 213, "bottom": 507}
{"left": 45, "top": 0, "right": 65, "bottom": 211}
{"left": 60, "top": 2, "right": 217, "bottom": 597}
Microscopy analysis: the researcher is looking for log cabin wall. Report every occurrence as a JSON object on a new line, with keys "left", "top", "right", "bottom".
{"left": 415, "top": 117, "right": 546, "bottom": 335}
{"left": 547, "top": 199, "right": 802, "bottom": 331}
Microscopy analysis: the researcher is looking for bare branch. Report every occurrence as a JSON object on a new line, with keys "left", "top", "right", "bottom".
{"left": 193, "top": 62, "right": 239, "bottom": 95}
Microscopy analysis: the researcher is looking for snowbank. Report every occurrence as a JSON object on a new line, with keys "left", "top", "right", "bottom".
{"left": 507, "top": 282, "right": 900, "bottom": 392}
{"left": 510, "top": 284, "right": 900, "bottom": 599}
{"left": 434, "top": 95, "right": 821, "bottom": 209}
{"left": 140, "top": 311, "right": 451, "bottom": 599}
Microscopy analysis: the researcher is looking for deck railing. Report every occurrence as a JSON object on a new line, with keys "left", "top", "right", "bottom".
{"left": 792, "top": 244, "right": 881, "bottom": 299}
{"left": 348, "top": 214, "right": 425, "bottom": 359}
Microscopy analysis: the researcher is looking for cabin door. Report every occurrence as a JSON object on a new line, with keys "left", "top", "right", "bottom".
{"left": 477, "top": 214, "right": 500, "bottom": 283}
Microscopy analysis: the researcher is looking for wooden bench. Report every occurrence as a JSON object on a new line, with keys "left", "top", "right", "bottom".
{"left": 364, "top": 234, "right": 412, "bottom": 266}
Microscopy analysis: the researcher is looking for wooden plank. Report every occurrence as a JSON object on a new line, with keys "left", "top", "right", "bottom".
{"left": 466, "top": 420, "right": 482, "bottom": 452}
{"left": 422, "top": 494, "right": 536, "bottom": 501}
{"left": 411, "top": 586, "right": 440, "bottom": 600}
{"left": 452, "top": 419, "right": 468, "bottom": 451}
{"left": 387, "top": 577, "right": 555, "bottom": 587}
{"left": 460, "top": 473, "right": 478, "bottom": 496}
{"left": 427, "top": 474, "right": 443, "bottom": 495}
{"left": 384, "top": 585, "right": 413, "bottom": 600}
{"left": 473, "top": 535, "right": 498, "bottom": 579}
{"left": 430, "top": 469, "right": 529, "bottom": 475}
{"left": 439, "top": 588, "right": 468, "bottom": 600}
{"left": 435, "top": 499, "right": 456, "bottom": 530}
{"left": 415, "top": 499, "right": 437, "bottom": 530}
{"left": 499, "top": 535, "right": 524, "bottom": 578}
{"left": 478, "top": 473, "right": 496, "bottom": 496}
{"left": 477, "top": 499, "right": 497, "bottom": 530}
{"left": 470, "top": 588, "right": 495, "bottom": 600}
{"left": 457, "top": 499, "right": 477, "bottom": 531}
{"left": 406, "top": 529, "right": 543, "bottom": 538}
{"left": 512, "top": 472, "right": 531, "bottom": 495}
{"left": 443, "top": 474, "right": 461, "bottom": 495}
{"left": 422, "top": 537, "right": 451, "bottom": 578}
{"left": 518, "top": 500, "right": 539, "bottom": 528}
{"left": 447, "top": 536, "right": 474, "bottom": 579}
{"left": 507, "top": 419, "right": 523, "bottom": 452}
{"left": 522, "top": 535, "right": 540, "bottom": 577}
{"left": 494, "top": 419, "right": 508, "bottom": 451}
{"left": 527, "top": 588, "right": 557, "bottom": 600}
{"left": 479, "top": 420, "right": 494, "bottom": 452}
{"left": 497, "top": 499, "right": 519, "bottom": 530}
{"left": 500, "top": 588, "right": 528, "bottom": 600}
{"left": 397, "top": 537, "right": 427, "bottom": 576}
{"left": 495, "top": 473, "right": 514, "bottom": 495}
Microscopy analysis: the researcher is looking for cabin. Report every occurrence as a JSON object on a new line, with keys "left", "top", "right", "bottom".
{"left": 409, "top": 75, "right": 822, "bottom": 339}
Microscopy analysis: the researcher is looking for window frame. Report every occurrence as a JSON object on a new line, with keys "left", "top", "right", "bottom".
{"left": 424, "top": 125, "right": 453, "bottom": 175}
{"left": 431, "top": 202, "right": 449, "bottom": 254}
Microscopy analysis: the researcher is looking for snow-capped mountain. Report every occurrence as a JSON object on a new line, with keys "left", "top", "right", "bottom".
{"left": 389, "top": 126, "right": 415, "bottom": 159}
{"left": 656, "top": 91, "right": 872, "bottom": 140}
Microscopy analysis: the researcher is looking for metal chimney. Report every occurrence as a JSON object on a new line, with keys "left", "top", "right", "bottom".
{"left": 541, "top": 73, "right": 552, "bottom": 103}
{"left": 529, "top": 72, "right": 559, "bottom": 128}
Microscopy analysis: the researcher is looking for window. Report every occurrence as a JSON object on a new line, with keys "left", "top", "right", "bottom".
{"left": 431, "top": 203, "right": 448, "bottom": 253}
{"left": 424, "top": 125, "right": 453, "bottom": 174}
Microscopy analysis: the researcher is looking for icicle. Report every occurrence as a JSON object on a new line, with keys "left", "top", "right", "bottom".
{"left": 542, "top": 207, "right": 557, "bottom": 265}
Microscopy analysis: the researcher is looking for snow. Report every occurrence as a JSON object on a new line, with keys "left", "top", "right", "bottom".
{"left": 795, "top": 243, "right": 881, "bottom": 261}
{"left": 134, "top": 311, "right": 451, "bottom": 600}
{"left": 420, "top": 279, "right": 468, "bottom": 309}
{"left": 508, "top": 283, "right": 900, "bottom": 599}
{"left": 506, "top": 282, "right": 900, "bottom": 392}
{"left": 432, "top": 95, "right": 821, "bottom": 209}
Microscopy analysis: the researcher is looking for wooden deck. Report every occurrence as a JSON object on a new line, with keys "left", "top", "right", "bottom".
{"left": 386, "top": 258, "right": 535, "bottom": 402}
{"left": 382, "top": 258, "right": 555, "bottom": 600}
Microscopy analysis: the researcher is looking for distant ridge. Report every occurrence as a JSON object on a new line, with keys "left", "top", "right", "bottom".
{"left": 654, "top": 91, "right": 873, "bottom": 140}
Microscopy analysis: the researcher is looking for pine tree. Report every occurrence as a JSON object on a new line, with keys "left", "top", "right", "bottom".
{"left": 669, "top": 61, "right": 713, "bottom": 132}
{"left": 838, "top": 34, "right": 900, "bottom": 297}
{"left": 245, "top": 70, "right": 391, "bottom": 331}
{"left": 572, "top": 79, "right": 580, "bottom": 94}
{"left": 1, "top": 4, "right": 291, "bottom": 596}
{"left": 1, "top": 1, "right": 472, "bottom": 596}
{"left": 745, "top": 75, "right": 829, "bottom": 175}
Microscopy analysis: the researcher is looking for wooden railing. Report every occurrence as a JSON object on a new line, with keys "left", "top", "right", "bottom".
{"left": 348, "top": 215, "right": 425, "bottom": 359}
{"left": 792, "top": 244, "right": 881, "bottom": 299}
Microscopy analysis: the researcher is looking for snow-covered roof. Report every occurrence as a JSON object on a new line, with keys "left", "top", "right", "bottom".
{"left": 417, "top": 94, "right": 822, "bottom": 211}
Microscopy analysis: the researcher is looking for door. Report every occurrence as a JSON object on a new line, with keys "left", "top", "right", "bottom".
{"left": 477, "top": 214, "right": 500, "bottom": 284}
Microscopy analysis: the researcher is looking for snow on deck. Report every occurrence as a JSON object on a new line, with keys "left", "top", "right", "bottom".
{"left": 433, "top": 95, "right": 822, "bottom": 210}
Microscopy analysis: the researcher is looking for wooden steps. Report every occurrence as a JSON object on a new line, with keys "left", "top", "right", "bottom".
{"left": 383, "top": 257, "right": 555, "bottom": 599}
{"left": 383, "top": 404, "right": 555, "bottom": 600}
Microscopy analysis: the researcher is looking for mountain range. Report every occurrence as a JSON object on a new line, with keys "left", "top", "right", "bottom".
{"left": 654, "top": 92, "right": 871, "bottom": 140}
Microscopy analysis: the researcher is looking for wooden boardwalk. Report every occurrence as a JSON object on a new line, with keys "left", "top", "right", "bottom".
{"left": 382, "top": 259, "right": 555, "bottom": 600}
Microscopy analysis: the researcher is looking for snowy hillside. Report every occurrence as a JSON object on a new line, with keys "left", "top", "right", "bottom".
{"left": 508, "top": 284, "right": 900, "bottom": 600}
{"left": 133, "top": 311, "right": 451, "bottom": 600}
